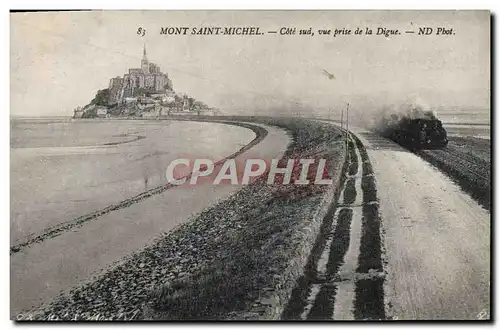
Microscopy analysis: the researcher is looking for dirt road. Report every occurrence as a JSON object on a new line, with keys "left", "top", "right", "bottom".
{"left": 353, "top": 127, "right": 490, "bottom": 320}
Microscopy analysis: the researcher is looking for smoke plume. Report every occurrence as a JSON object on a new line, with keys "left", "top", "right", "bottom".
{"left": 362, "top": 97, "right": 439, "bottom": 133}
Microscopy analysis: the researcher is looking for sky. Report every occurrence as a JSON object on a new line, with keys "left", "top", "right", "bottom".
{"left": 10, "top": 10, "right": 490, "bottom": 117}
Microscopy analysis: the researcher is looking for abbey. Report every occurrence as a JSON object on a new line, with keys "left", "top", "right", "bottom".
{"left": 107, "top": 45, "right": 174, "bottom": 105}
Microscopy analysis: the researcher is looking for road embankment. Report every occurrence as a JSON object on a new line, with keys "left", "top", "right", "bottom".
{"left": 29, "top": 117, "right": 346, "bottom": 321}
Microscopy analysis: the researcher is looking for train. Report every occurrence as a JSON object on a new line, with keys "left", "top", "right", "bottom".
{"left": 375, "top": 114, "right": 448, "bottom": 150}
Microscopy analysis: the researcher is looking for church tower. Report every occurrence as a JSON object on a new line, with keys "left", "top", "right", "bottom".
{"left": 141, "top": 44, "right": 149, "bottom": 74}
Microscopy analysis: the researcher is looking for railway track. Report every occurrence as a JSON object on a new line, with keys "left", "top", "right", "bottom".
{"left": 417, "top": 145, "right": 491, "bottom": 211}
{"left": 359, "top": 128, "right": 491, "bottom": 211}
{"left": 333, "top": 127, "right": 490, "bottom": 211}
{"left": 282, "top": 134, "right": 389, "bottom": 320}
{"left": 423, "top": 147, "right": 490, "bottom": 183}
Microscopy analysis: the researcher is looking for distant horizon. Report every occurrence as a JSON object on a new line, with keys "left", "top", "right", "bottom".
{"left": 10, "top": 104, "right": 492, "bottom": 120}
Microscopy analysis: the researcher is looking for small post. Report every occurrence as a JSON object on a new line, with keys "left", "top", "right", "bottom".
{"left": 345, "top": 103, "right": 350, "bottom": 159}
{"left": 346, "top": 103, "right": 350, "bottom": 134}
{"left": 341, "top": 108, "right": 344, "bottom": 130}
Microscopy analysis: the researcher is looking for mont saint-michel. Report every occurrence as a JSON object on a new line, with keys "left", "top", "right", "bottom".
{"left": 160, "top": 26, "right": 263, "bottom": 35}
{"left": 73, "top": 46, "right": 215, "bottom": 119}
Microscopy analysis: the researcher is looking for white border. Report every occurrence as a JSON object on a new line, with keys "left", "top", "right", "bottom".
{"left": 3, "top": 1, "right": 500, "bottom": 10}
{"left": 3, "top": 1, "right": 497, "bottom": 330}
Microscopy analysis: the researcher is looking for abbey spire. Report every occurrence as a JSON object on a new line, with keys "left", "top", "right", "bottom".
{"left": 141, "top": 44, "right": 149, "bottom": 73}
{"left": 143, "top": 44, "right": 148, "bottom": 62}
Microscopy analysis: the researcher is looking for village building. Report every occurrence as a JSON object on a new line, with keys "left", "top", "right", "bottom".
{"left": 96, "top": 106, "right": 108, "bottom": 118}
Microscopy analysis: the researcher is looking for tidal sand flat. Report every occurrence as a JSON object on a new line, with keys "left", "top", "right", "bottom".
{"left": 10, "top": 118, "right": 255, "bottom": 244}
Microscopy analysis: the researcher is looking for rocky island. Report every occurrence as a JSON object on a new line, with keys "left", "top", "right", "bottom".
{"left": 73, "top": 46, "right": 216, "bottom": 119}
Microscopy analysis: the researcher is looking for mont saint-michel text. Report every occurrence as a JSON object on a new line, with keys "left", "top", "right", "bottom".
{"left": 160, "top": 26, "right": 263, "bottom": 35}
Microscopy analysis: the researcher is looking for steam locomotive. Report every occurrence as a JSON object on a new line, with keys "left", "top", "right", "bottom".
{"left": 377, "top": 115, "right": 448, "bottom": 150}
